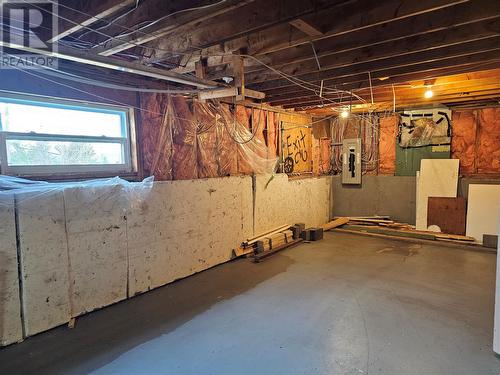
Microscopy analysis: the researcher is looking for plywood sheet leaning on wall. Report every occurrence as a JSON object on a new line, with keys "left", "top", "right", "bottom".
{"left": 253, "top": 174, "right": 331, "bottom": 235}
{"left": 140, "top": 93, "right": 173, "bottom": 180}
{"left": 63, "top": 184, "right": 128, "bottom": 316}
{"left": 494, "top": 217, "right": 500, "bottom": 355}
{"left": 427, "top": 197, "right": 466, "bottom": 235}
{"left": 127, "top": 176, "right": 253, "bottom": 296}
{"left": 379, "top": 115, "right": 398, "bottom": 174}
{"left": 0, "top": 194, "right": 23, "bottom": 346}
{"left": 415, "top": 159, "right": 459, "bottom": 230}
{"left": 466, "top": 184, "right": 500, "bottom": 243}
{"left": 451, "top": 110, "right": 477, "bottom": 175}
{"left": 16, "top": 190, "right": 71, "bottom": 336}
{"left": 476, "top": 108, "right": 500, "bottom": 173}
{"left": 281, "top": 121, "right": 313, "bottom": 174}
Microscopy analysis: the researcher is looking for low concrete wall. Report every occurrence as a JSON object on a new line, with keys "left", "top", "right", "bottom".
{"left": 332, "top": 175, "right": 417, "bottom": 224}
{"left": 332, "top": 175, "right": 500, "bottom": 225}
{"left": 0, "top": 174, "right": 332, "bottom": 345}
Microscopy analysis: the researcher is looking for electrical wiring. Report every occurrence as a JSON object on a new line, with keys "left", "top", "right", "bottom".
{"left": 36, "top": 66, "right": 201, "bottom": 94}
{"left": 76, "top": 0, "right": 141, "bottom": 39}
{"left": 93, "top": 0, "right": 229, "bottom": 49}
{"left": 17, "top": 0, "right": 366, "bottom": 107}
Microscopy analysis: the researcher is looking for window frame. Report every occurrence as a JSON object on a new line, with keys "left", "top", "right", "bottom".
{"left": 0, "top": 92, "right": 138, "bottom": 179}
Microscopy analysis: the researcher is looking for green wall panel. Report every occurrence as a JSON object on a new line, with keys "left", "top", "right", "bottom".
{"left": 395, "top": 144, "right": 450, "bottom": 176}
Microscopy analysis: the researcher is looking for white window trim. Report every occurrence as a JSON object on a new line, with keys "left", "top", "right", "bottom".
{"left": 0, "top": 92, "right": 137, "bottom": 178}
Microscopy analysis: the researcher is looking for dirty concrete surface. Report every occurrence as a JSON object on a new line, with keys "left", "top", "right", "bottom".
{"left": 0, "top": 232, "right": 498, "bottom": 374}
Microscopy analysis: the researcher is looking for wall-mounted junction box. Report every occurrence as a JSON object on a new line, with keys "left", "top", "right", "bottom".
{"left": 342, "top": 138, "right": 361, "bottom": 185}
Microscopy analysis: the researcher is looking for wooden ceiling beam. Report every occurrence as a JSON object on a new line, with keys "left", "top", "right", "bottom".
{"left": 300, "top": 91, "right": 500, "bottom": 112}
{"left": 142, "top": 0, "right": 339, "bottom": 65}
{"left": 251, "top": 0, "right": 500, "bottom": 71}
{"left": 159, "top": 0, "right": 469, "bottom": 73}
{"left": 203, "top": 0, "right": 500, "bottom": 79}
{"left": 239, "top": 18, "right": 500, "bottom": 84}
{"left": 262, "top": 63, "right": 500, "bottom": 101}
{"left": 289, "top": 19, "right": 323, "bottom": 37}
{"left": 94, "top": 0, "right": 254, "bottom": 56}
{"left": 274, "top": 80, "right": 500, "bottom": 108}
{"left": 49, "top": 0, "right": 137, "bottom": 43}
{"left": 75, "top": 0, "right": 217, "bottom": 46}
{"left": 249, "top": 39, "right": 500, "bottom": 91}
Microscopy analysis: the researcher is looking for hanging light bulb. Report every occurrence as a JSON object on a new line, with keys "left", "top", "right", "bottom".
{"left": 424, "top": 87, "right": 434, "bottom": 98}
{"left": 340, "top": 108, "right": 350, "bottom": 119}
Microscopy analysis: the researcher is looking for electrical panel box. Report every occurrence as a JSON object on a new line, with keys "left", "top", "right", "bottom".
{"left": 342, "top": 138, "right": 361, "bottom": 185}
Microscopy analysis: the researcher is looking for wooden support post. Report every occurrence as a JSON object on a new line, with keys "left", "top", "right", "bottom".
{"left": 233, "top": 55, "right": 245, "bottom": 101}
{"left": 195, "top": 58, "right": 208, "bottom": 79}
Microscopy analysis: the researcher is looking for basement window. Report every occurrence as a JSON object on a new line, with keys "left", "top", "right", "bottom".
{"left": 0, "top": 94, "right": 136, "bottom": 178}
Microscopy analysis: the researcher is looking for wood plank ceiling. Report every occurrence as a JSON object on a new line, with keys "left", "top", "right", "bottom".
{"left": 36, "top": 0, "right": 500, "bottom": 112}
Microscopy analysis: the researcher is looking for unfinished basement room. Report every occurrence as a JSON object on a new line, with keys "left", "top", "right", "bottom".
{"left": 1, "top": 0, "right": 500, "bottom": 374}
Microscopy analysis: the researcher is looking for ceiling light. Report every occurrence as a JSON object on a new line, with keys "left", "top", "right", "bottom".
{"left": 424, "top": 88, "right": 434, "bottom": 99}
{"left": 340, "top": 108, "right": 350, "bottom": 119}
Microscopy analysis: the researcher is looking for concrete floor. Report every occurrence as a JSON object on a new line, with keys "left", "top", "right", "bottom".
{"left": 1, "top": 232, "right": 499, "bottom": 374}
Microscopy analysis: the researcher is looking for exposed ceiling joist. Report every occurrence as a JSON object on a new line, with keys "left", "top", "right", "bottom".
{"left": 289, "top": 19, "right": 323, "bottom": 37}
{"left": 262, "top": 62, "right": 500, "bottom": 100}
{"left": 245, "top": 27, "right": 500, "bottom": 85}
{"left": 216, "top": 7, "right": 500, "bottom": 81}
{"left": 249, "top": 39, "right": 500, "bottom": 91}
{"left": 48, "top": 0, "right": 137, "bottom": 43}
{"left": 143, "top": 0, "right": 340, "bottom": 65}
{"left": 165, "top": 0, "right": 472, "bottom": 74}
{"left": 276, "top": 80, "right": 500, "bottom": 108}
{"left": 76, "top": 0, "right": 212, "bottom": 47}
{"left": 95, "top": 0, "right": 255, "bottom": 56}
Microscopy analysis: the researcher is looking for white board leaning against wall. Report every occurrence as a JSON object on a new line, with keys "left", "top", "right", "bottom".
{"left": 466, "top": 184, "right": 500, "bottom": 243}
{"left": 415, "top": 159, "right": 459, "bottom": 230}
{"left": 494, "top": 217, "right": 500, "bottom": 355}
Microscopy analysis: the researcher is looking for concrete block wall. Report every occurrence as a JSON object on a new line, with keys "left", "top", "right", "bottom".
{"left": 0, "top": 174, "right": 332, "bottom": 346}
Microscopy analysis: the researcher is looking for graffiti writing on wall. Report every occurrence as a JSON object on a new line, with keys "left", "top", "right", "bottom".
{"left": 282, "top": 125, "right": 312, "bottom": 173}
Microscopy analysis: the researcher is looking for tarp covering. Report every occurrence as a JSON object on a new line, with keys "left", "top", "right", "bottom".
{"left": 140, "top": 95, "right": 279, "bottom": 180}
{"left": 399, "top": 109, "right": 451, "bottom": 148}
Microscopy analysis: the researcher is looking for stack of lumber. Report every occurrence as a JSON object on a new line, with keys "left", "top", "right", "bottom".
{"left": 326, "top": 216, "right": 477, "bottom": 244}
{"left": 233, "top": 225, "right": 299, "bottom": 258}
